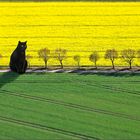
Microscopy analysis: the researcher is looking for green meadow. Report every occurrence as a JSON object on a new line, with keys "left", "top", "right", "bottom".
{"left": 0, "top": 72, "right": 140, "bottom": 139}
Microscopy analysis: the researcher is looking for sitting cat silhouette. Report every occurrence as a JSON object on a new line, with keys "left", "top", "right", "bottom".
{"left": 10, "top": 41, "right": 28, "bottom": 74}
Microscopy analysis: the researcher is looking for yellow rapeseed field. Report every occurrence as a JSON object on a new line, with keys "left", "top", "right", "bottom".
{"left": 0, "top": 2, "right": 140, "bottom": 66}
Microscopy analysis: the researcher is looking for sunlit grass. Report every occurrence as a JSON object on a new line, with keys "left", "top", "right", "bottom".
{"left": 0, "top": 73, "right": 140, "bottom": 139}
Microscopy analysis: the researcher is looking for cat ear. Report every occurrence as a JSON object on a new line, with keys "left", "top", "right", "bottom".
{"left": 18, "top": 41, "right": 21, "bottom": 44}
{"left": 25, "top": 41, "right": 27, "bottom": 43}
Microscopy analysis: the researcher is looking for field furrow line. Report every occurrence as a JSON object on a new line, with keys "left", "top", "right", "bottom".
{"left": 0, "top": 115, "right": 99, "bottom": 140}
{"left": 81, "top": 81, "right": 140, "bottom": 96}
{"left": 99, "top": 84, "right": 140, "bottom": 96}
{"left": 0, "top": 89, "right": 139, "bottom": 121}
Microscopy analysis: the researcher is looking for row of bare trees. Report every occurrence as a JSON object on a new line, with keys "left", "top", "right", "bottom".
{"left": 0, "top": 48, "right": 139, "bottom": 69}
{"left": 37, "top": 48, "right": 67, "bottom": 69}
{"left": 90, "top": 49, "right": 138, "bottom": 69}
{"left": 35, "top": 48, "right": 140, "bottom": 69}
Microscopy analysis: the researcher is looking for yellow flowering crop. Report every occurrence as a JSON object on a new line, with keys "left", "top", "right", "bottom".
{"left": 0, "top": 2, "right": 140, "bottom": 66}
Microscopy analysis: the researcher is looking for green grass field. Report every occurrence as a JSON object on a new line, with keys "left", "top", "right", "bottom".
{"left": 0, "top": 72, "right": 140, "bottom": 139}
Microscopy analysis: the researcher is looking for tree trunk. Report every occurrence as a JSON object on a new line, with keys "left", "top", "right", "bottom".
{"left": 78, "top": 61, "right": 80, "bottom": 69}
{"left": 28, "top": 62, "right": 30, "bottom": 68}
{"left": 111, "top": 60, "right": 115, "bottom": 69}
{"left": 45, "top": 61, "right": 47, "bottom": 69}
{"left": 129, "top": 61, "right": 132, "bottom": 69}
{"left": 94, "top": 61, "right": 97, "bottom": 69}
{"left": 60, "top": 60, "right": 63, "bottom": 69}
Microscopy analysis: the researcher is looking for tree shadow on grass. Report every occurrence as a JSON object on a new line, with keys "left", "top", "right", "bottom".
{"left": 79, "top": 72, "right": 140, "bottom": 77}
{"left": 0, "top": 71, "right": 19, "bottom": 89}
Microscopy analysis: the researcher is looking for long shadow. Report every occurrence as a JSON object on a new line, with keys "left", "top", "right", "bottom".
{"left": 0, "top": 71, "right": 19, "bottom": 89}
{"left": 79, "top": 72, "right": 140, "bottom": 77}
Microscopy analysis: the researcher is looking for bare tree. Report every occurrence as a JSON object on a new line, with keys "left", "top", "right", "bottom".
{"left": 121, "top": 49, "right": 135, "bottom": 69}
{"left": 26, "top": 54, "right": 33, "bottom": 68}
{"left": 89, "top": 51, "right": 100, "bottom": 69}
{"left": 105, "top": 49, "right": 118, "bottom": 69}
{"left": 55, "top": 48, "right": 67, "bottom": 69}
{"left": 38, "top": 48, "right": 50, "bottom": 69}
{"left": 73, "top": 55, "right": 80, "bottom": 69}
